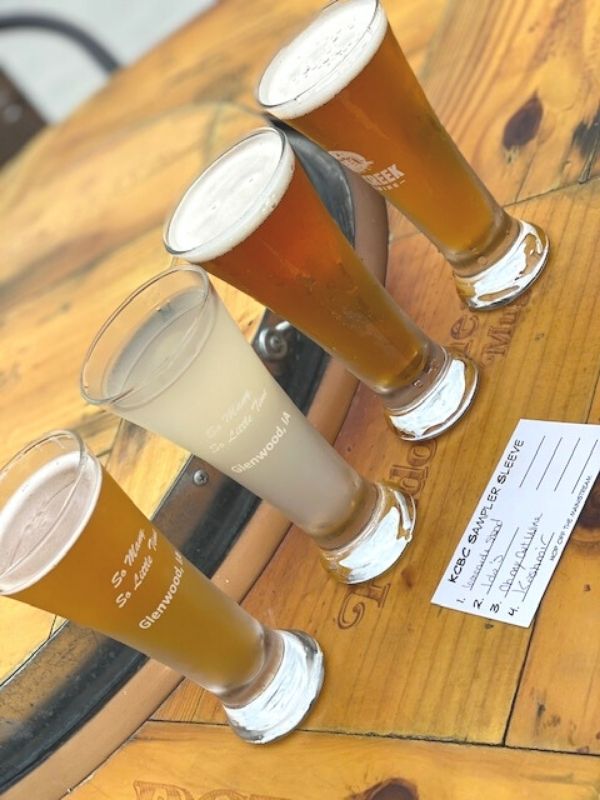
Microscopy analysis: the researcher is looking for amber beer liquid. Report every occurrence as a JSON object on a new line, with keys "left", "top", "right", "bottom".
{"left": 281, "top": 27, "right": 504, "bottom": 257}
{"left": 2, "top": 433, "right": 325, "bottom": 743}
{"left": 2, "top": 437, "right": 263, "bottom": 695}
{"left": 165, "top": 127, "right": 429, "bottom": 395}
{"left": 256, "top": 0, "right": 523, "bottom": 270}
{"left": 258, "top": 0, "right": 550, "bottom": 314}
{"left": 164, "top": 127, "right": 478, "bottom": 441}
{"left": 208, "top": 152, "right": 428, "bottom": 392}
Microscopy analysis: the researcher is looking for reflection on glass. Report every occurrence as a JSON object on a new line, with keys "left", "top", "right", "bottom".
{"left": 0, "top": 430, "right": 324, "bottom": 743}
{"left": 257, "top": 0, "right": 549, "bottom": 309}
{"left": 81, "top": 266, "right": 416, "bottom": 584}
{"left": 164, "top": 128, "right": 478, "bottom": 440}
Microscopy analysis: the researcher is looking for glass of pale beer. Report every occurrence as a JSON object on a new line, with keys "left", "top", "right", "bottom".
{"left": 256, "top": 0, "right": 550, "bottom": 310}
{"left": 80, "top": 265, "right": 416, "bottom": 583}
{"left": 163, "top": 127, "right": 478, "bottom": 440}
{"left": 0, "top": 430, "right": 324, "bottom": 743}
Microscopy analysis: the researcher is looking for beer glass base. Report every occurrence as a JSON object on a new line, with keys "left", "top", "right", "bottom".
{"left": 455, "top": 218, "right": 550, "bottom": 311}
{"left": 383, "top": 348, "right": 478, "bottom": 441}
{"left": 222, "top": 630, "right": 324, "bottom": 744}
{"left": 320, "top": 483, "right": 416, "bottom": 584}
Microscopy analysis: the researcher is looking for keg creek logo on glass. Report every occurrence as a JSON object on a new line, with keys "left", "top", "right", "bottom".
{"left": 329, "top": 149, "right": 405, "bottom": 191}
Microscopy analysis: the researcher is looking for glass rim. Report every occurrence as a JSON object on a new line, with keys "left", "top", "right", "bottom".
{"left": 256, "top": 0, "right": 382, "bottom": 115}
{"left": 80, "top": 264, "right": 211, "bottom": 407}
{"left": 0, "top": 429, "right": 92, "bottom": 594}
{"left": 163, "top": 125, "right": 290, "bottom": 262}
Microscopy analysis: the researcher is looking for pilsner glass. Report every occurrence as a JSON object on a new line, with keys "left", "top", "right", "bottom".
{"left": 163, "top": 127, "right": 478, "bottom": 440}
{"left": 256, "top": 0, "right": 550, "bottom": 310}
{"left": 80, "top": 266, "right": 416, "bottom": 584}
{"left": 0, "top": 430, "right": 324, "bottom": 744}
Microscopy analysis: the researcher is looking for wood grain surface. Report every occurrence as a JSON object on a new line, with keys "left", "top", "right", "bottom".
{"left": 0, "top": 0, "right": 598, "bottom": 795}
{"left": 0, "top": 0, "right": 447, "bottom": 691}
{"left": 67, "top": 723, "right": 600, "bottom": 800}
{"left": 155, "top": 177, "right": 600, "bottom": 750}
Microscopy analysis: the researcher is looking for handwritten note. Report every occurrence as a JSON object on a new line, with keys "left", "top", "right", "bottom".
{"left": 432, "top": 419, "right": 600, "bottom": 627}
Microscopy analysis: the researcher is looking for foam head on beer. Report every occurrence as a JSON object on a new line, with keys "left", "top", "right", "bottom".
{"left": 257, "top": 0, "right": 387, "bottom": 119}
{"left": 165, "top": 128, "right": 295, "bottom": 263}
{"left": 0, "top": 435, "right": 100, "bottom": 595}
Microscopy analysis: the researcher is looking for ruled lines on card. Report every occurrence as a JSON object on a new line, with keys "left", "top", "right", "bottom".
{"left": 432, "top": 420, "right": 600, "bottom": 627}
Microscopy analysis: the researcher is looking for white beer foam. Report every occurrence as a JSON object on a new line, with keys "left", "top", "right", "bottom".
{"left": 0, "top": 450, "right": 101, "bottom": 593}
{"left": 257, "top": 0, "right": 387, "bottom": 119}
{"left": 166, "top": 129, "right": 295, "bottom": 261}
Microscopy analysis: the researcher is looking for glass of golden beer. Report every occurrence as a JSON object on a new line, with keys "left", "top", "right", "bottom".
{"left": 0, "top": 430, "right": 324, "bottom": 743}
{"left": 163, "top": 127, "right": 478, "bottom": 440}
{"left": 256, "top": 0, "right": 550, "bottom": 310}
{"left": 80, "top": 265, "right": 416, "bottom": 583}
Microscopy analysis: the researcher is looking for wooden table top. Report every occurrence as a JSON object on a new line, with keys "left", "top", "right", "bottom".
{"left": 1, "top": 0, "right": 599, "bottom": 797}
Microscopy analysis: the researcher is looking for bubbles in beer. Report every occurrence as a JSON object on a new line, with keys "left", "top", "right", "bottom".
{"left": 257, "top": 0, "right": 387, "bottom": 119}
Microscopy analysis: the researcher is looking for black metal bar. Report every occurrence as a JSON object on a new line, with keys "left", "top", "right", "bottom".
{"left": 0, "top": 14, "right": 120, "bottom": 73}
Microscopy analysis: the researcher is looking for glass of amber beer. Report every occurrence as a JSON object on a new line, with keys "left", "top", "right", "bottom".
{"left": 256, "top": 0, "right": 550, "bottom": 310}
{"left": 0, "top": 430, "right": 324, "bottom": 743}
{"left": 163, "top": 127, "right": 478, "bottom": 440}
{"left": 80, "top": 265, "right": 416, "bottom": 584}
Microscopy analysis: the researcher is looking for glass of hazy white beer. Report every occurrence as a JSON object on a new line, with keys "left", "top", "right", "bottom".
{"left": 163, "top": 127, "right": 478, "bottom": 440}
{"left": 80, "top": 265, "right": 416, "bottom": 584}
{"left": 0, "top": 430, "right": 323, "bottom": 743}
{"left": 256, "top": 0, "right": 550, "bottom": 310}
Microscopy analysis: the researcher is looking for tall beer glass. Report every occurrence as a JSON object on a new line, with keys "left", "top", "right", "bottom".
{"left": 163, "top": 127, "right": 478, "bottom": 440}
{"left": 0, "top": 430, "right": 324, "bottom": 744}
{"left": 256, "top": 0, "right": 550, "bottom": 310}
{"left": 80, "top": 266, "right": 416, "bottom": 584}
